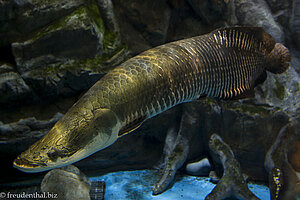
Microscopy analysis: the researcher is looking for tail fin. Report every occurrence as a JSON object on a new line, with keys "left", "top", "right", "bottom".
{"left": 266, "top": 43, "right": 291, "bottom": 74}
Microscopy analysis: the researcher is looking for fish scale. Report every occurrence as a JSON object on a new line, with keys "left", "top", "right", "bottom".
{"left": 107, "top": 36, "right": 264, "bottom": 127}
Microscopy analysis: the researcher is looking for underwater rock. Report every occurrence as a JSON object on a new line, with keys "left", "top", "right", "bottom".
{"left": 0, "top": 63, "right": 32, "bottom": 105}
{"left": 186, "top": 0, "right": 227, "bottom": 24}
{"left": 21, "top": 69, "right": 103, "bottom": 101}
{"left": 265, "top": 0, "right": 292, "bottom": 12}
{"left": 41, "top": 165, "right": 91, "bottom": 200}
{"left": 153, "top": 104, "right": 209, "bottom": 195}
{"left": 177, "top": 93, "right": 298, "bottom": 199}
{"left": 254, "top": 65, "right": 300, "bottom": 116}
{"left": 113, "top": 0, "right": 171, "bottom": 54}
{"left": 167, "top": 16, "right": 213, "bottom": 42}
{"left": 186, "top": 158, "right": 211, "bottom": 176}
{"left": 12, "top": 4, "right": 104, "bottom": 73}
{"left": 289, "top": 141, "right": 300, "bottom": 173}
{"left": 6, "top": 1, "right": 129, "bottom": 104}
{"left": 97, "top": 0, "right": 119, "bottom": 34}
{"left": 265, "top": 121, "right": 300, "bottom": 199}
{"left": 6, "top": 2, "right": 127, "bottom": 104}
{"left": 0, "top": 0, "right": 84, "bottom": 47}
{"left": 0, "top": 63, "right": 14, "bottom": 74}
{"left": 0, "top": 113, "right": 63, "bottom": 153}
{"left": 209, "top": 171, "right": 220, "bottom": 184}
{"left": 291, "top": 49, "right": 300, "bottom": 74}
{"left": 206, "top": 134, "right": 260, "bottom": 200}
{"left": 229, "top": 0, "right": 284, "bottom": 42}
{"left": 164, "top": 1, "right": 223, "bottom": 43}
{"left": 265, "top": 119, "right": 300, "bottom": 200}
{"left": 153, "top": 116, "right": 190, "bottom": 195}
{"left": 180, "top": 99, "right": 290, "bottom": 181}
{"left": 293, "top": 0, "right": 300, "bottom": 50}
{"left": 266, "top": 0, "right": 293, "bottom": 35}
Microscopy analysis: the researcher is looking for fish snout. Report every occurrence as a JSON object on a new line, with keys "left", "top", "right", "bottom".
{"left": 13, "top": 156, "right": 45, "bottom": 172}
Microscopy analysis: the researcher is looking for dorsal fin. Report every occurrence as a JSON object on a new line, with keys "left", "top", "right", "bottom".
{"left": 210, "top": 26, "right": 276, "bottom": 54}
{"left": 118, "top": 117, "right": 146, "bottom": 137}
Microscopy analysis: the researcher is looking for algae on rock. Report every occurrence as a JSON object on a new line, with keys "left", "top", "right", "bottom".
{"left": 12, "top": 2, "right": 125, "bottom": 73}
{"left": 0, "top": 0, "right": 85, "bottom": 47}
{"left": 10, "top": 1, "right": 129, "bottom": 103}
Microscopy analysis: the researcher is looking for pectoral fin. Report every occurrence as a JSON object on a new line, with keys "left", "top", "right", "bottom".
{"left": 118, "top": 117, "right": 146, "bottom": 137}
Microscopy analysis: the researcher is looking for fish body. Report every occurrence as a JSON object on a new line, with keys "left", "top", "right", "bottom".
{"left": 13, "top": 27, "right": 290, "bottom": 172}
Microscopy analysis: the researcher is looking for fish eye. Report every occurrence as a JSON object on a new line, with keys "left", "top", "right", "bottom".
{"left": 47, "top": 148, "right": 60, "bottom": 161}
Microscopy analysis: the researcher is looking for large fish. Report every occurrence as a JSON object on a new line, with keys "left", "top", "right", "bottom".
{"left": 13, "top": 27, "right": 290, "bottom": 173}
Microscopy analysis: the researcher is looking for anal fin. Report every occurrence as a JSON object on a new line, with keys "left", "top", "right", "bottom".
{"left": 230, "top": 89, "right": 255, "bottom": 100}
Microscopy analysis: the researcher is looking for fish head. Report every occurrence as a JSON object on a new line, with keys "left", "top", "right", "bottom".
{"left": 13, "top": 107, "right": 121, "bottom": 173}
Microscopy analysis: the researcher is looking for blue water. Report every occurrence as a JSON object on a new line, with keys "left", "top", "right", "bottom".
{"left": 90, "top": 170, "right": 270, "bottom": 200}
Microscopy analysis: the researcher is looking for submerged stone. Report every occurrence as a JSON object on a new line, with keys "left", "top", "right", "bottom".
{"left": 21, "top": 69, "right": 103, "bottom": 101}
{"left": 293, "top": 0, "right": 300, "bottom": 50}
{"left": 0, "top": 113, "right": 63, "bottom": 154}
{"left": 12, "top": 4, "right": 105, "bottom": 73}
{"left": 254, "top": 66, "right": 300, "bottom": 116}
{"left": 186, "top": 0, "right": 227, "bottom": 24}
{"left": 41, "top": 165, "right": 91, "bottom": 200}
{"left": 0, "top": 63, "right": 32, "bottom": 105}
{"left": 0, "top": 0, "right": 85, "bottom": 47}
{"left": 227, "top": 0, "right": 284, "bottom": 42}
{"left": 9, "top": 2, "right": 128, "bottom": 103}
{"left": 113, "top": 0, "right": 171, "bottom": 54}
{"left": 186, "top": 158, "right": 211, "bottom": 176}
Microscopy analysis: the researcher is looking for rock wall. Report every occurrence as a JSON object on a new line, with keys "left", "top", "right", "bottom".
{"left": 0, "top": 0, "right": 299, "bottom": 190}
{"left": 0, "top": 0, "right": 128, "bottom": 109}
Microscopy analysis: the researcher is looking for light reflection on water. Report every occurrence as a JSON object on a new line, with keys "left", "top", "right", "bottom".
{"left": 90, "top": 169, "right": 270, "bottom": 200}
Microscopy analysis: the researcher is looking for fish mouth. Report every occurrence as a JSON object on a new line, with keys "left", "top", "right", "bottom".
{"left": 13, "top": 149, "right": 87, "bottom": 173}
{"left": 13, "top": 156, "right": 46, "bottom": 173}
